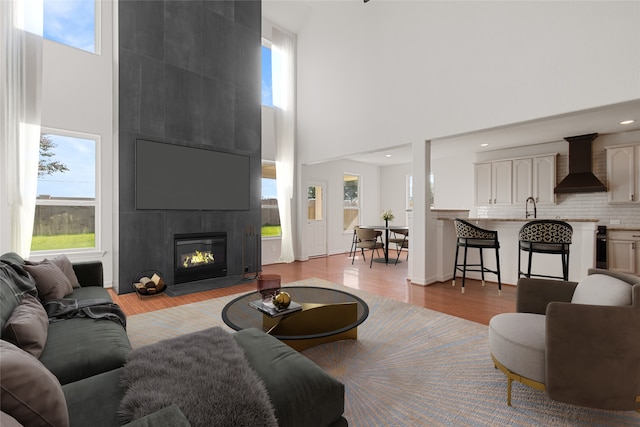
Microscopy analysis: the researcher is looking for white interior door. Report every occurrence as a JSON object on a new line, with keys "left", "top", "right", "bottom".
{"left": 306, "top": 181, "right": 327, "bottom": 257}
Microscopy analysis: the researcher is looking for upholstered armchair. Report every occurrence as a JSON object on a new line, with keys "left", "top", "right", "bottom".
{"left": 489, "top": 268, "right": 640, "bottom": 412}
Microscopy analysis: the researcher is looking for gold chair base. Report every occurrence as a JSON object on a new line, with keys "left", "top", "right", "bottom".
{"left": 492, "top": 354, "right": 546, "bottom": 406}
{"left": 262, "top": 302, "right": 358, "bottom": 352}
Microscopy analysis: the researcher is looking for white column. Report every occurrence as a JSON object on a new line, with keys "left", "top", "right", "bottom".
{"left": 409, "top": 140, "right": 438, "bottom": 285}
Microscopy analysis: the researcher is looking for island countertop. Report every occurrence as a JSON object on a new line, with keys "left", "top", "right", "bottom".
{"left": 452, "top": 218, "right": 600, "bottom": 223}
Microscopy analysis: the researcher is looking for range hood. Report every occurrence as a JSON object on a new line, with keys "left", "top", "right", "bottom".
{"left": 554, "top": 133, "right": 607, "bottom": 194}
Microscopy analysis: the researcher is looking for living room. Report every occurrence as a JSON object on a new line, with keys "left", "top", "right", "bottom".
{"left": 1, "top": 1, "right": 640, "bottom": 425}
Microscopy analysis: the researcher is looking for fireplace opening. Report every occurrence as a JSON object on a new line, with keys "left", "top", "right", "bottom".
{"left": 174, "top": 232, "right": 227, "bottom": 285}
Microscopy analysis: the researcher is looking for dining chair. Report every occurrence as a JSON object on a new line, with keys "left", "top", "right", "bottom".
{"left": 348, "top": 226, "right": 360, "bottom": 258}
{"left": 352, "top": 228, "right": 384, "bottom": 268}
{"left": 388, "top": 229, "right": 409, "bottom": 264}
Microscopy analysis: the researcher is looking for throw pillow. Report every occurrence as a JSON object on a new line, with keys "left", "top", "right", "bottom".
{"left": 50, "top": 255, "right": 81, "bottom": 288}
{"left": 2, "top": 294, "right": 49, "bottom": 358}
{"left": 23, "top": 260, "right": 73, "bottom": 302}
{"left": 0, "top": 340, "right": 70, "bottom": 427}
{"left": 571, "top": 274, "right": 632, "bottom": 306}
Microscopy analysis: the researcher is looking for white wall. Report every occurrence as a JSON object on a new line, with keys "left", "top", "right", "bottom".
{"left": 295, "top": 1, "right": 640, "bottom": 165}
{"left": 380, "top": 163, "right": 412, "bottom": 226}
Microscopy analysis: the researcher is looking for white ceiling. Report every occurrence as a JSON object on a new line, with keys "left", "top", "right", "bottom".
{"left": 263, "top": 2, "right": 640, "bottom": 167}
{"left": 330, "top": 99, "right": 640, "bottom": 166}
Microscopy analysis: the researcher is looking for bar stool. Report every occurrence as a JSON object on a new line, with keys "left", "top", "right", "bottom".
{"left": 518, "top": 220, "right": 573, "bottom": 281}
{"left": 452, "top": 219, "right": 502, "bottom": 295}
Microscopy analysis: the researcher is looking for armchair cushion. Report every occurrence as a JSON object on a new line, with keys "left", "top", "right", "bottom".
{"left": 489, "top": 313, "right": 546, "bottom": 383}
{"left": 571, "top": 274, "right": 632, "bottom": 306}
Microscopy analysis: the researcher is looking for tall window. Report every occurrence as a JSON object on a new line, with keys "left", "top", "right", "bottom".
{"left": 32, "top": 131, "right": 97, "bottom": 252}
{"left": 43, "top": 0, "right": 96, "bottom": 53}
{"left": 343, "top": 173, "right": 360, "bottom": 231}
{"left": 261, "top": 44, "right": 273, "bottom": 107}
{"left": 261, "top": 162, "right": 280, "bottom": 237}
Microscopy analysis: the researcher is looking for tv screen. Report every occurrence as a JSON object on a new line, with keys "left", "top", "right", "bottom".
{"left": 135, "top": 139, "right": 250, "bottom": 211}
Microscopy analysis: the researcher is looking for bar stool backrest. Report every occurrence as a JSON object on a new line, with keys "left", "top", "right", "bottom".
{"left": 519, "top": 220, "right": 573, "bottom": 244}
{"left": 454, "top": 219, "right": 497, "bottom": 240}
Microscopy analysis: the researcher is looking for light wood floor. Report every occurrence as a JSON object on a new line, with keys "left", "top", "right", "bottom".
{"left": 109, "top": 251, "right": 515, "bottom": 325}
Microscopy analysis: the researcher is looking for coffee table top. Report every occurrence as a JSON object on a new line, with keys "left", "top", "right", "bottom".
{"left": 221, "top": 286, "right": 369, "bottom": 341}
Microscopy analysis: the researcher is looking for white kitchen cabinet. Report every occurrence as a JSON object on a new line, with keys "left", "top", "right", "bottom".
{"left": 512, "top": 155, "right": 556, "bottom": 205}
{"left": 608, "top": 230, "right": 640, "bottom": 275}
{"left": 474, "top": 160, "right": 512, "bottom": 205}
{"left": 533, "top": 155, "right": 556, "bottom": 204}
{"left": 607, "top": 145, "right": 640, "bottom": 204}
{"left": 512, "top": 158, "right": 532, "bottom": 204}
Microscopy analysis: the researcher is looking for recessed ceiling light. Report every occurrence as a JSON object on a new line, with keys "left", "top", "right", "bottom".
{"left": 480, "top": 143, "right": 489, "bottom": 147}
{"left": 620, "top": 119, "right": 635, "bottom": 125}
{"left": 385, "top": 154, "right": 392, "bottom": 158}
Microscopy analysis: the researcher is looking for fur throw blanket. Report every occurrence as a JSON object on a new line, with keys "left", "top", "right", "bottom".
{"left": 118, "top": 327, "right": 277, "bottom": 427}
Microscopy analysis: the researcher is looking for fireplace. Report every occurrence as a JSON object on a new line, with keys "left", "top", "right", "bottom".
{"left": 174, "top": 232, "right": 227, "bottom": 285}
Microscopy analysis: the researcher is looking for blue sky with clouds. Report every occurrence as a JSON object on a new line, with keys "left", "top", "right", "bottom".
{"left": 38, "top": 135, "right": 95, "bottom": 198}
{"left": 43, "top": 0, "right": 95, "bottom": 53}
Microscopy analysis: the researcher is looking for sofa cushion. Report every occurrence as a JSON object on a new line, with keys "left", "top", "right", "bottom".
{"left": 50, "top": 255, "right": 81, "bottom": 289}
{"left": 489, "top": 312, "right": 546, "bottom": 383}
{"left": 63, "top": 368, "right": 126, "bottom": 427}
{"left": 0, "top": 340, "right": 69, "bottom": 427}
{"left": 1, "top": 411, "right": 24, "bottom": 427}
{"left": 66, "top": 285, "right": 113, "bottom": 301}
{"left": 234, "top": 327, "right": 345, "bottom": 427}
{"left": 2, "top": 294, "right": 48, "bottom": 358}
{"left": 120, "top": 405, "right": 190, "bottom": 427}
{"left": 23, "top": 260, "right": 73, "bottom": 302}
{"left": 571, "top": 274, "right": 632, "bottom": 306}
{"left": 39, "top": 318, "right": 131, "bottom": 385}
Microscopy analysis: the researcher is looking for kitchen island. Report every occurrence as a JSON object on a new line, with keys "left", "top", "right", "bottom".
{"left": 435, "top": 217, "right": 598, "bottom": 286}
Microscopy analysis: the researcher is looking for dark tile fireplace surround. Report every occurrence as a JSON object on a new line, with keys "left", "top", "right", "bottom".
{"left": 117, "top": 0, "right": 262, "bottom": 294}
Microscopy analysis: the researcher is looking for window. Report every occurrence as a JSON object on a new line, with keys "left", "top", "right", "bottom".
{"left": 261, "top": 44, "right": 273, "bottom": 107}
{"left": 406, "top": 174, "right": 434, "bottom": 208}
{"left": 32, "top": 132, "right": 97, "bottom": 252}
{"left": 343, "top": 173, "right": 360, "bottom": 231}
{"left": 43, "top": 0, "right": 96, "bottom": 53}
{"left": 261, "top": 162, "right": 280, "bottom": 237}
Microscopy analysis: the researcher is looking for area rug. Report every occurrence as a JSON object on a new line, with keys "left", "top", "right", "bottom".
{"left": 127, "top": 278, "right": 640, "bottom": 426}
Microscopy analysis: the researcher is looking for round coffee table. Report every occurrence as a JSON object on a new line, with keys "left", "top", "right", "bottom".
{"left": 222, "top": 286, "right": 369, "bottom": 351}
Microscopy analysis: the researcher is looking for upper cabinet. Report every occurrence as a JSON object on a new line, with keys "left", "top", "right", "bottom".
{"left": 607, "top": 145, "right": 640, "bottom": 204}
{"left": 532, "top": 155, "right": 557, "bottom": 204}
{"left": 475, "top": 160, "right": 512, "bottom": 205}
{"left": 476, "top": 154, "right": 556, "bottom": 206}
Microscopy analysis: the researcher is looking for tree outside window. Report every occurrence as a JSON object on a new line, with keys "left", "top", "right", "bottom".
{"left": 343, "top": 174, "right": 360, "bottom": 231}
{"left": 32, "top": 132, "right": 96, "bottom": 252}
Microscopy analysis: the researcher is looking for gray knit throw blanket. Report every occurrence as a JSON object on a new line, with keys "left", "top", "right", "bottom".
{"left": 118, "top": 327, "right": 278, "bottom": 427}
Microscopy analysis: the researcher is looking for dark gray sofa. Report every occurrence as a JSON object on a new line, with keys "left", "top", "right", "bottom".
{"left": 0, "top": 252, "right": 131, "bottom": 426}
{"left": 1, "top": 252, "right": 347, "bottom": 426}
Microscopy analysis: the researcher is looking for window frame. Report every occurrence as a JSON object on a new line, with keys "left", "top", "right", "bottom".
{"left": 42, "top": 0, "right": 101, "bottom": 55}
{"left": 261, "top": 40, "right": 273, "bottom": 108}
{"left": 261, "top": 161, "right": 280, "bottom": 239}
{"left": 32, "top": 128, "right": 100, "bottom": 256}
{"left": 343, "top": 172, "right": 361, "bottom": 232}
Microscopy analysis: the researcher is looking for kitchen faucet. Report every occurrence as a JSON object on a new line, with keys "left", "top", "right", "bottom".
{"left": 525, "top": 197, "right": 537, "bottom": 219}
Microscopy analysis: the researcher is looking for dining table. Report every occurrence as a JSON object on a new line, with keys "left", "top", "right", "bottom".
{"left": 359, "top": 225, "right": 409, "bottom": 264}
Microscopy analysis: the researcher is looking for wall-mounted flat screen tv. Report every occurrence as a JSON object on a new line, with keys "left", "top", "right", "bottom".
{"left": 135, "top": 139, "right": 250, "bottom": 211}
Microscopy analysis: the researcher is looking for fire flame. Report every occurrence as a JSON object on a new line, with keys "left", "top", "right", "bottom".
{"left": 183, "top": 250, "right": 215, "bottom": 268}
